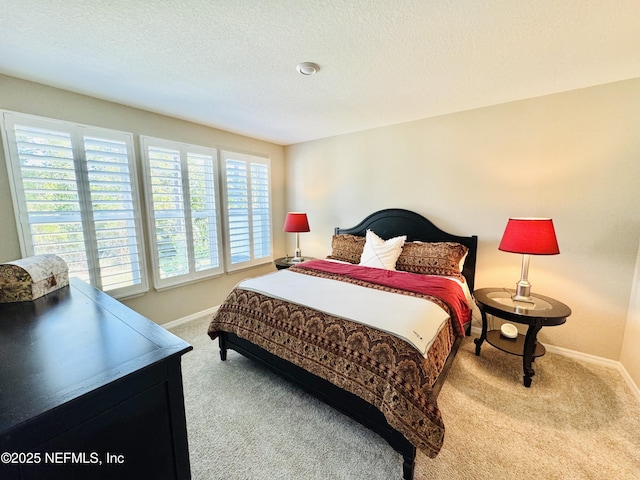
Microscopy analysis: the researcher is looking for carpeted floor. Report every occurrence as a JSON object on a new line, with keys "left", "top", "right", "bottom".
{"left": 169, "top": 316, "right": 640, "bottom": 480}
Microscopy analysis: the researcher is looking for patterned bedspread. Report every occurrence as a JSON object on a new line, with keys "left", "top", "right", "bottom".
{"left": 208, "top": 263, "right": 467, "bottom": 457}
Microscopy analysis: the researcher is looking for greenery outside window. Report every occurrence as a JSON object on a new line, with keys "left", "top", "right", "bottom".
{"left": 140, "top": 136, "right": 223, "bottom": 289}
{"left": 220, "top": 150, "right": 272, "bottom": 271}
{"left": 0, "top": 111, "right": 148, "bottom": 298}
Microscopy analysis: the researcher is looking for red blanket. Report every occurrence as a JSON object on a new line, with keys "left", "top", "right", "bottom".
{"left": 293, "top": 259, "right": 471, "bottom": 336}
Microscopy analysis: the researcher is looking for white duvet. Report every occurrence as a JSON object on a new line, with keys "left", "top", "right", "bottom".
{"left": 239, "top": 269, "right": 455, "bottom": 358}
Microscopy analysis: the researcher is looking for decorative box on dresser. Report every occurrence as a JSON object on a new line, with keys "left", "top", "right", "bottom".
{"left": 0, "top": 278, "right": 192, "bottom": 480}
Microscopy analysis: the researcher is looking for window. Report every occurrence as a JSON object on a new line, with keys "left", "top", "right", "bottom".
{"left": 221, "top": 150, "right": 272, "bottom": 271}
{"left": 1, "top": 111, "right": 147, "bottom": 298}
{"left": 140, "top": 136, "right": 223, "bottom": 289}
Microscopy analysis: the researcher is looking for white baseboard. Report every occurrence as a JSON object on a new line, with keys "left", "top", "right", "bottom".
{"left": 615, "top": 363, "right": 640, "bottom": 405}
{"left": 162, "top": 305, "right": 219, "bottom": 330}
{"left": 470, "top": 326, "right": 640, "bottom": 404}
{"left": 545, "top": 343, "right": 640, "bottom": 404}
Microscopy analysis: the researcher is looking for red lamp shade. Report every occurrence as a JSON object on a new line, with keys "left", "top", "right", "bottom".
{"left": 499, "top": 218, "right": 559, "bottom": 255}
{"left": 283, "top": 212, "right": 310, "bottom": 233}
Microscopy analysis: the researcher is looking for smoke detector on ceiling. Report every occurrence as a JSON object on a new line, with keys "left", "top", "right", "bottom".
{"left": 296, "top": 62, "right": 320, "bottom": 75}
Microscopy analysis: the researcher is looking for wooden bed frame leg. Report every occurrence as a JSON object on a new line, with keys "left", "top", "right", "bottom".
{"left": 402, "top": 448, "right": 416, "bottom": 480}
{"left": 218, "top": 334, "right": 228, "bottom": 361}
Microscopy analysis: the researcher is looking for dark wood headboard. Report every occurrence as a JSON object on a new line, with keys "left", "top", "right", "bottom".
{"left": 335, "top": 208, "right": 478, "bottom": 291}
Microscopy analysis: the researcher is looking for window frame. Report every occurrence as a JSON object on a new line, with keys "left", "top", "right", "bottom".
{"left": 140, "top": 135, "right": 224, "bottom": 290}
{"left": 0, "top": 110, "right": 148, "bottom": 299}
{"left": 220, "top": 149, "right": 273, "bottom": 272}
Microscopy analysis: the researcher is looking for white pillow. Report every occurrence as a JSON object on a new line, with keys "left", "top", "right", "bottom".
{"left": 359, "top": 230, "right": 407, "bottom": 270}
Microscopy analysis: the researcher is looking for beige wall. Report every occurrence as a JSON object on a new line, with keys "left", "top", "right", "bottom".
{"left": 2, "top": 73, "right": 639, "bottom": 386}
{"left": 285, "top": 78, "right": 640, "bottom": 381}
{"left": 0, "top": 74, "right": 286, "bottom": 324}
{"left": 621, "top": 241, "right": 640, "bottom": 386}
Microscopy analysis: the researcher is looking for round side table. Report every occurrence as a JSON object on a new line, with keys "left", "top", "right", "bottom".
{"left": 473, "top": 287, "right": 571, "bottom": 387}
{"left": 274, "top": 256, "right": 314, "bottom": 270}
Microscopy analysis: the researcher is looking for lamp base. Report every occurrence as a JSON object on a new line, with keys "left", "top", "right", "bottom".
{"left": 511, "top": 293, "right": 535, "bottom": 304}
{"left": 291, "top": 247, "right": 303, "bottom": 263}
{"left": 511, "top": 279, "right": 535, "bottom": 304}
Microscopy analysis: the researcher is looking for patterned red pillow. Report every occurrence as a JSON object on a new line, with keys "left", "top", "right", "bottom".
{"left": 396, "top": 241, "right": 468, "bottom": 277}
{"left": 326, "top": 234, "right": 365, "bottom": 264}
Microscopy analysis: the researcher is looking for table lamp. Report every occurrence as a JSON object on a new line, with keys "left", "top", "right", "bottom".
{"left": 498, "top": 218, "right": 559, "bottom": 303}
{"left": 283, "top": 212, "right": 310, "bottom": 262}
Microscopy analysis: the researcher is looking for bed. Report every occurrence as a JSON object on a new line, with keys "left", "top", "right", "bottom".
{"left": 208, "top": 208, "right": 478, "bottom": 479}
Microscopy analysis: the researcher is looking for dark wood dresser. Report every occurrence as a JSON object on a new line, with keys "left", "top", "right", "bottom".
{"left": 0, "top": 278, "right": 192, "bottom": 480}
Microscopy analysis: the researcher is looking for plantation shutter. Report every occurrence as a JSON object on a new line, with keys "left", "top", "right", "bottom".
{"left": 141, "top": 137, "right": 222, "bottom": 289}
{"left": 84, "top": 135, "right": 145, "bottom": 291}
{"left": 1, "top": 111, "right": 147, "bottom": 298}
{"left": 221, "top": 150, "right": 272, "bottom": 271}
{"left": 251, "top": 162, "right": 271, "bottom": 260}
{"left": 188, "top": 152, "right": 222, "bottom": 272}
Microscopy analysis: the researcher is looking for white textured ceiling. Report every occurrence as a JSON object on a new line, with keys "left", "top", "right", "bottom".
{"left": 1, "top": 1, "right": 639, "bottom": 145}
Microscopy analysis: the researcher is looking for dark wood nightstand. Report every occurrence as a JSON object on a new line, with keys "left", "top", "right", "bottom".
{"left": 473, "top": 287, "right": 571, "bottom": 387}
{"left": 274, "top": 256, "right": 314, "bottom": 269}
